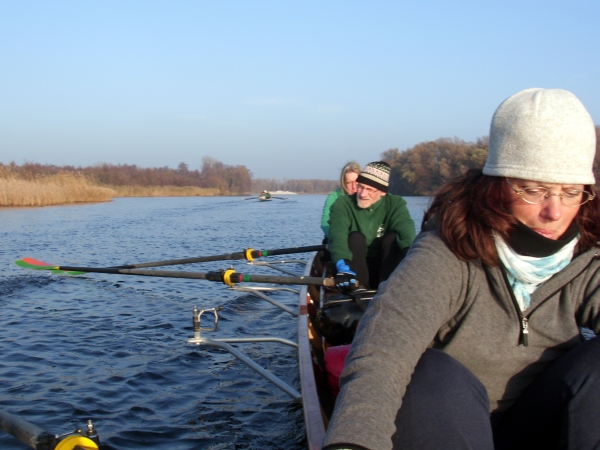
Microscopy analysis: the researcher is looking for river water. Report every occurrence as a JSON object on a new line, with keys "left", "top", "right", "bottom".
{"left": 0, "top": 195, "right": 430, "bottom": 450}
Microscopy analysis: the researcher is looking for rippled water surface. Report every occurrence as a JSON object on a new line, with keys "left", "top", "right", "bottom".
{"left": 0, "top": 195, "right": 429, "bottom": 449}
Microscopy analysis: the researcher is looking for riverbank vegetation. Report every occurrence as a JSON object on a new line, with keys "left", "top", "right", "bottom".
{"left": 0, "top": 168, "right": 116, "bottom": 207}
{"left": 90, "top": 157, "right": 252, "bottom": 195}
{"left": 110, "top": 185, "right": 220, "bottom": 197}
{"left": 0, "top": 156, "right": 339, "bottom": 207}
{"left": 0, "top": 157, "right": 249, "bottom": 207}
{"left": 383, "top": 137, "right": 489, "bottom": 196}
{"left": 3, "top": 126, "right": 598, "bottom": 206}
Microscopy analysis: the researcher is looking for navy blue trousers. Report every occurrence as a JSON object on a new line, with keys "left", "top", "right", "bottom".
{"left": 392, "top": 336, "right": 600, "bottom": 450}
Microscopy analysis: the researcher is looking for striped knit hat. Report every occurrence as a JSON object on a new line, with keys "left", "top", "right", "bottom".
{"left": 357, "top": 161, "right": 390, "bottom": 193}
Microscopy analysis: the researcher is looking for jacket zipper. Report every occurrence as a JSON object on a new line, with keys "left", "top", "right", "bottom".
{"left": 500, "top": 268, "right": 530, "bottom": 347}
{"left": 521, "top": 316, "right": 529, "bottom": 346}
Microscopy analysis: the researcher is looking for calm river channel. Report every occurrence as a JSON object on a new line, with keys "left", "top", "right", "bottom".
{"left": 0, "top": 195, "right": 430, "bottom": 449}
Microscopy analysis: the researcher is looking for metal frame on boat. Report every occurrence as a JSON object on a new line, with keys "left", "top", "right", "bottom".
{"left": 186, "top": 259, "right": 311, "bottom": 401}
{"left": 186, "top": 253, "right": 352, "bottom": 449}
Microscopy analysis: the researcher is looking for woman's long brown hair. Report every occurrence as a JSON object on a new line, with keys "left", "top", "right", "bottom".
{"left": 422, "top": 169, "right": 600, "bottom": 266}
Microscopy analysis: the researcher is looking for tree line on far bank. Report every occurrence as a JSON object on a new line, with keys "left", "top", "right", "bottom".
{"left": 383, "top": 125, "right": 600, "bottom": 196}
{"left": 1, "top": 156, "right": 252, "bottom": 195}
{"left": 4, "top": 124, "right": 598, "bottom": 198}
{"left": 382, "top": 137, "right": 489, "bottom": 196}
{"left": 1, "top": 157, "right": 340, "bottom": 195}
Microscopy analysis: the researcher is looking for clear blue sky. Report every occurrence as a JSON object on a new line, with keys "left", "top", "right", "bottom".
{"left": 1, "top": 1, "right": 598, "bottom": 180}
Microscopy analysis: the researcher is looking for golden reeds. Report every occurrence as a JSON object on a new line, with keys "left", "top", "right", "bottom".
{"left": 109, "top": 185, "right": 221, "bottom": 197}
{"left": 0, "top": 169, "right": 116, "bottom": 207}
{"left": 0, "top": 167, "right": 222, "bottom": 207}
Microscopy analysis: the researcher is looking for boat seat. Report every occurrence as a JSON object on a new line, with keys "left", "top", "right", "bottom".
{"left": 324, "top": 344, "right": 352, "bottom": 396}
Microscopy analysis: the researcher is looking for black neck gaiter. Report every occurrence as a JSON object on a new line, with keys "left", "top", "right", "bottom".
{"left": 508, "top": 220, "right": 580, "bottom": 257}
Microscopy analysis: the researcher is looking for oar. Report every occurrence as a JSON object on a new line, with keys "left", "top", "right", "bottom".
{"left": 17, "top": 245, "right": 326, "bottom": 273}
{"left": 110, "top": 244, "right": 326, "bottom": 269}
{"left": 16, "top": 258, "right": 87, "bottom": 275}
{"left": 15, "top": 259, "right": 335, "bottom": 287}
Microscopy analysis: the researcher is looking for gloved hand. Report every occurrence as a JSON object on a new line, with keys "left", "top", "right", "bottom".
{"left": 334, "top": 259, "right": 357, "bottom": 292}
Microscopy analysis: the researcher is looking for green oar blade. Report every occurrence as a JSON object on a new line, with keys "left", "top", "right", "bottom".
{"left": 15, "top": 258, "right": 86, "bottom": 275}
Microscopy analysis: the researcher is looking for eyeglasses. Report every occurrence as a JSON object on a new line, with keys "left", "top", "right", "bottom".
{"left": 506, "top": 178, "right": 595, "bottom": 207}
{"left": 345, "top": 181, "right": 358, "bottom": 188}
{"left": 356, "top": 184, "right": 379, "bottom": 195}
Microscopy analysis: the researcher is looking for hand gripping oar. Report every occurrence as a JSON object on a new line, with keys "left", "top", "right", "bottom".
{"left": 15, "top": 259, "right": 336, "bottom": 287}
{"left": 103, "top": 244, "right": 326, "bottom": 269}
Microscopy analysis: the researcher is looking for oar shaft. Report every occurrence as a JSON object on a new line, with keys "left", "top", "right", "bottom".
{"left": 54, "top": 266, "right": 210, "bottom": 278}
{"left": 114, "top": 245, "right": 327, "bottom": 269}
{"left": 255, "top": 245, "right": 325, "bottom": 257}
{"left": 224, "top": 273, "right": 332, "bottom": 286}
{"left": 53, "top": 266, "right": 335, "bottom": 287}
{"left": 116, "top": 252, "right": 246, "bottom": 269}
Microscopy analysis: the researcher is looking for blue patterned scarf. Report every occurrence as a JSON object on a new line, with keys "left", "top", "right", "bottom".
{"left": 494, "top": 234, "right": 578, "bottom": 311}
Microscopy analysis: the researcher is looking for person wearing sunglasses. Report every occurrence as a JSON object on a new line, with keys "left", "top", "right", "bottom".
{"left": 323, "top": 88, "right": 600, "bottom": 450}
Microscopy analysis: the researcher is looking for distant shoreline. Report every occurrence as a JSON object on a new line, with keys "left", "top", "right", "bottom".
{"left": 0, "top": 176, "right": 328, "bottom": 208}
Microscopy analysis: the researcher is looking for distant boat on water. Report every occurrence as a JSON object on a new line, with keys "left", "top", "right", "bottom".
{"left": 244, "top": 190, "right": 292, "bottom": 201}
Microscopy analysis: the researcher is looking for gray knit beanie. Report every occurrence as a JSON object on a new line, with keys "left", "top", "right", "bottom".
{"left": 483, "top": 88, "right": 596, "bottom": 185}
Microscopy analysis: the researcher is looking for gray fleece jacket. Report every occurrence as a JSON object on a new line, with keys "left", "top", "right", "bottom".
{"left": 323, "top": 231, "right": 600, "bottom": 450}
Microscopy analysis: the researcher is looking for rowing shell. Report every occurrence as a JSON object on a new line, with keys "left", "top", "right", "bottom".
{"left": 298, "top": 251, "right": 375, "bottom": 448}
{"left": 298, "top": 252, "right": 328, "bottom": 448}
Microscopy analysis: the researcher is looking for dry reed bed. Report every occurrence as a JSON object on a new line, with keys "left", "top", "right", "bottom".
{"left": 0, "top": 172, "right": 116, "bottom": 207}
{"left": 0, "top": 168, "right": 222, "bottom": 207}
{"left": 110, "top": 185, "right": 220, "bottom": 197}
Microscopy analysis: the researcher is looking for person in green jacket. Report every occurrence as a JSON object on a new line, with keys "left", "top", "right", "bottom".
{"left": 321, "top": 161, "right": 362, "bottom": 240}
{"left": 329, "top": 161, "right": 416, "bottom": 290}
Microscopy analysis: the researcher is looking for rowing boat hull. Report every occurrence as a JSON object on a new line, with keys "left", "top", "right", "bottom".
{"left": 298, "top": 252, "right": 329, "bottom": 449}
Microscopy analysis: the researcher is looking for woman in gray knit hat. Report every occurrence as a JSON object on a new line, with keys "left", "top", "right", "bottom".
{"left": 323, "top": 88, "right": 600, "bottom": 450}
